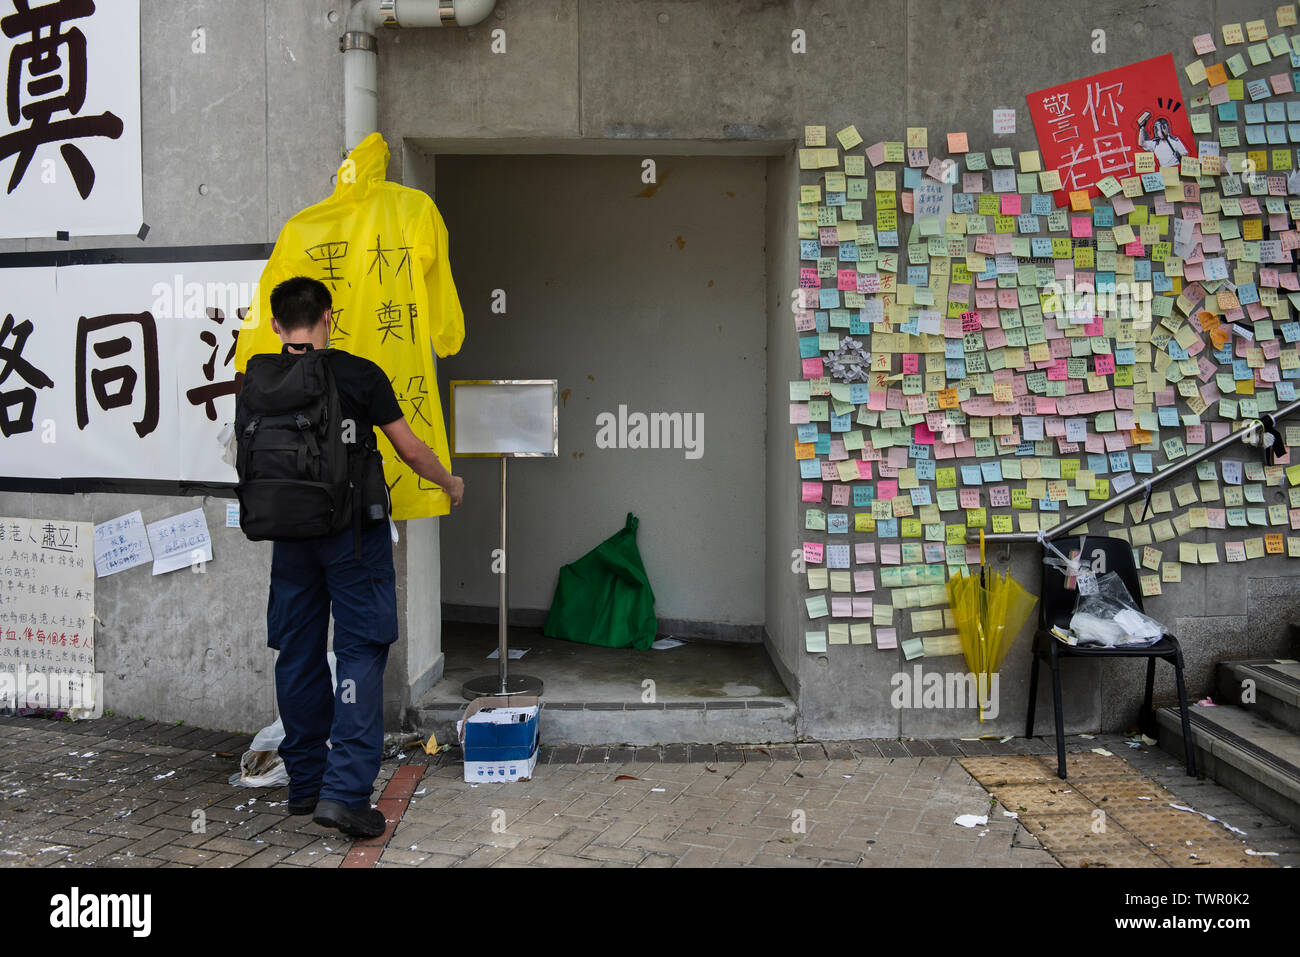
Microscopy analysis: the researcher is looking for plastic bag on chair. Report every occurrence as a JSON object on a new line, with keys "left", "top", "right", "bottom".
{"left": 1069, "top": 572, "right": 1164, "bottom": 648}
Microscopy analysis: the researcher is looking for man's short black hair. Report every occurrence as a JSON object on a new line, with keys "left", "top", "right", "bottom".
{"left": 270, "top": 277, "right": 331, "bottom": 332}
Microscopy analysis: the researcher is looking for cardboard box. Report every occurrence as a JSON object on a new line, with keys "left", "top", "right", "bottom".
{"left": 457, "top": 695, "right": 540, "bottom": 783}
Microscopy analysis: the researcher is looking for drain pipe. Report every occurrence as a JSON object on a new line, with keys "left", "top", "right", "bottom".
{"left": 341, "top": 0, "right": 498, "bottom": 154}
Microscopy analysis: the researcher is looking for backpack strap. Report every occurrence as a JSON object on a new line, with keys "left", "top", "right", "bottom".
{"left": 236, "top": 415, "right": 260, "bottom": 483}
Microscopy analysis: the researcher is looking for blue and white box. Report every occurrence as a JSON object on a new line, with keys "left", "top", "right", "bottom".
{"left": 458, "top": 695, "right": 540, "bottom": 783}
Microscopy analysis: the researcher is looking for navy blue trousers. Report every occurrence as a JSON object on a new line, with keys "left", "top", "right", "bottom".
{"left": 267, "top": 520, "right": 398, "bottom": 809}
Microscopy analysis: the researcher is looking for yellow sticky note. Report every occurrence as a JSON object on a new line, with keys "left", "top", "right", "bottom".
{"left": 837, "top": 125, "right": 863, "bottom": 151}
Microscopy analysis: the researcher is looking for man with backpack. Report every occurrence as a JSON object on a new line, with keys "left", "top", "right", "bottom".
{"left": 234, "top": 276, "right": 464, "bottom": 839}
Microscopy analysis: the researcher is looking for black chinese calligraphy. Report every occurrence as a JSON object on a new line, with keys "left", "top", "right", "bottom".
{"left": 306, "top": 240, "right": 349, "bottom": 291}
{"left": 0, "top": 312, "right": 53, "bottom": 437}
{"left": 185, "top": 306, "right": 241, "bottom": 421}
{"left": 0, "top": 0, "right": 123, "bottom": 198}
{"left": 75, "top": 312, "right": 159, "bottom": 438}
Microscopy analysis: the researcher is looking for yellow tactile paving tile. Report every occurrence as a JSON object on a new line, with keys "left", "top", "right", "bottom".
{"left": 961, "top": 753, "right": 1276, "bottom": 869}
{"left": 987, "top": 782, "right": 1096, "bottom": 816}
{"left": 1111, "top": 807, "right": 1249, "bottom": 846}
{"left": 1072, "top": 777, "right": 1179, "bottom": 812}
{"left": 1053, "top": 846, "right": 1168, "bottom": 868}
{"left": 1148, "top": 840, "right": 1278, "bottom": 868}
{"left": 957, "top": 755, "right": 1055, "bottom": 787}
{"left": 1033, "top": 751, "right": 1143, "bottom": 780}
{"left": 1019, "top": 812, "right": 1148, "bottom": 851}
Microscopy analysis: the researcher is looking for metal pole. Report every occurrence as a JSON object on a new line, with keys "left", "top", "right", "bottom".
{"left": 498, "top": 454, "right": 508, "bottom": 690}
{"left": 461, "top": 454, "right": 543, "bottom": 699}
{"left": 971, "top": 398, "right": 1300, "bottom": 545}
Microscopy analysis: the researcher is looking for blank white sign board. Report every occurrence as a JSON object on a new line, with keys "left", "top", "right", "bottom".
{"left": 450, "top": 380, "right": 558, "bottom": 457}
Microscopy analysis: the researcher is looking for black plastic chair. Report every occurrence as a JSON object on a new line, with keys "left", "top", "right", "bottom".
{"left": 1025, "top": 535, "right": 1196, "bottom": 779}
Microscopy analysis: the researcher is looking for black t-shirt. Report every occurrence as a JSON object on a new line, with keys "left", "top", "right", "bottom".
{"left": 323, "top": 348, "right": 404, "bottom": 445}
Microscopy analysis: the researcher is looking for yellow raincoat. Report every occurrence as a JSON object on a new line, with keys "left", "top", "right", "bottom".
{"left": 235, "top": 133, "right": 464, "bottom": 520}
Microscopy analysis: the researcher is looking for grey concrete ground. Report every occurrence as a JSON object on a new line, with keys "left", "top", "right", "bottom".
{"left": 0, "top": 713, "right": 1295, "bottom": 868}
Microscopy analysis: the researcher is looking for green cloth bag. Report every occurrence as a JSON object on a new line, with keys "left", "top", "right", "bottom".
{"left": 543, "top": 513, "right": 658, "bottom": 650}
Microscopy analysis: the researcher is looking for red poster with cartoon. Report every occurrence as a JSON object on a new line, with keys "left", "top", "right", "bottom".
{"left": 1027, "top": 53, "right": 1196, "bottom": 206}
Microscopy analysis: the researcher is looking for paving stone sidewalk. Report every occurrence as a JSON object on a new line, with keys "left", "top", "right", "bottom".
{"left": 0, "top": 713, "right": 1294, "bottom": 868}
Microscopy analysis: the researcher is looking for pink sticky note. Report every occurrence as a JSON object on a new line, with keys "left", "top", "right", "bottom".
{"left": 802, "top": 481, "right": 823, "bottom": 503}
{"left": 902, "top": 353, "right": 919, "bottom": 374}
{"left": 852, "top": 597, "right": 873, "bottom": 618}
{"left": 831, "top": 484, "right": 851, "bottom": 506}
{"left": 853, "top": 570, "right": 875, "bottom": 591}
{"left": 877, "top": 480, "right": 898, "bottom": 500}
{"left": 802, "top": 357, "right": 823, "bottom": 378}
{"left": 855, "top": 542, "right": 876, "bottom": 564}
{"left": 803, "top": 542, "right": 824, "bottom": 564}
{"left": 1094, "top": 355, "right": 1115, "bottom": 375}
{"left": 875, "top": 628, "right": 898, "bottom": 650}
{"left": 1071, "top": 216, "right": 1093, "bottom": 238}
{"left": 1047, "top": 359, "right": 1069, "bottom": 380}
{"left": 1000, "top": 194, "right": 1022, "bottom": 215}
{"left": 857, "top": 460, "right": 873, "bottom": 480}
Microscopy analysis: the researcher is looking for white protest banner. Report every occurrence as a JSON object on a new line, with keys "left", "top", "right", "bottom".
{"left": 0, "top": 0, "right": 143, "bottom": 238}
{"left": 0, "top": 256, "right": 265, "bottom": 483}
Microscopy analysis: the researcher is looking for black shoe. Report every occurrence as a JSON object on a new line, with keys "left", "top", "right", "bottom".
{"left": 287, "top": 794, "right": 319, "bottom": 815}
{"left": 312, "top": 799, "right": 386, "bottom": 838}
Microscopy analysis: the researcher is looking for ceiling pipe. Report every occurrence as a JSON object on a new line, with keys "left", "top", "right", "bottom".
{"left": 341, "top": 0, "right": 498, "bottom": 154}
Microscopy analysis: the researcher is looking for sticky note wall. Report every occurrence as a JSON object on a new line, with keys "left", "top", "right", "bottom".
{"left": 793, "top": 13, "right": 1300, "bottom": 656}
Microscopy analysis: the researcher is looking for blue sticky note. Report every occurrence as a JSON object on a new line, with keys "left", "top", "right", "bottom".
{"left": 960, "top": 464, "right": 983, "bottom": 485}
{"left": 800, "top": 460, "right": 822, "bottom": 478}
{"left": 853, "top": 485, "right": 874, "bottom": 506}
{"left": 980, "top": 461, "right": 1003, "bottom": 483}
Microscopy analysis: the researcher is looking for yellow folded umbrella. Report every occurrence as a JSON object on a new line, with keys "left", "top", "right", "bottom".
{"left": 946, "top": 565, "right": 1037, "bottom": 722}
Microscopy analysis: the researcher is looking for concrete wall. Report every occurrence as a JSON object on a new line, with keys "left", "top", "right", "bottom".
{"left": 0, "top": 0, "right": 405, "bottom": 733}
{"left": 2, "top": 0, "right": 1299, "bottom": 737}
{"left": 431, "top": 153, "right": 767, "bottom": 629}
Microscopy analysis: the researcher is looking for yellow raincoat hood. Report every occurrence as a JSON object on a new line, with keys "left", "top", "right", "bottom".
{"left": 235, "top": 133, "right": 465, "bottom": 519}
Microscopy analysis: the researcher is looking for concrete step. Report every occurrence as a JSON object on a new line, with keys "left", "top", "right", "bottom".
{"left": 1215, "top": 659, "right": 1300, "bottom": 733}
{"left": 408, "top": 695, "right": 799, "bottom": 747}
{"left": 1157, "top": 702, "right": 1300, "bottom": 832}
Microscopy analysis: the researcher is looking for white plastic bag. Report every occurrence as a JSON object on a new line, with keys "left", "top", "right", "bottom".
{"left": 229, "top": 652, "right": 338, "bottom": 788}
{"left": 1069, "top": 573, "right": 1164, "bottom": 647}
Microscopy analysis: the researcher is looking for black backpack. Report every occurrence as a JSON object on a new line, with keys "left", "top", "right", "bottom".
{"left": 234, "top": 346, "right": 385, "bottom": 547}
